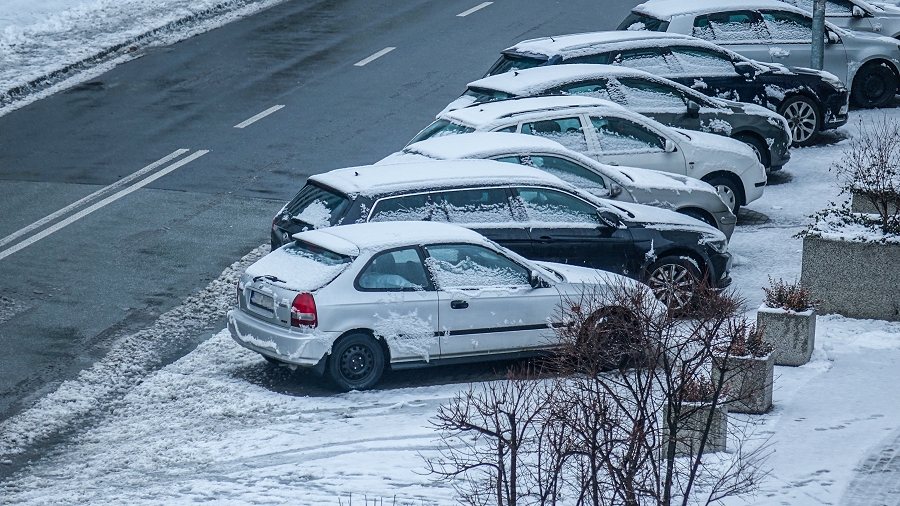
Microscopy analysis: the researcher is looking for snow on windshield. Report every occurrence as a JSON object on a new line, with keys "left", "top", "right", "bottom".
{"left": 246, "top": 243, "right": 351, "bottom": 292}
{"left": 295, "top": 200, "right": 333, "bottom": 229}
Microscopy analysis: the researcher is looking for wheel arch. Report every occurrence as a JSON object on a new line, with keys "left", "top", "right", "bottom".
{"left": 642, "top": 247, "right": 710, "bottom": 279}
{"left": 331, "top": 328, "right": 393, "bottom": 367}
{"left": 701, "top": 170, "right": 747, "bottom": 206}
{"left": 850, "top": 57, "right": 900, "bottom": 86}
{"left": 675, "top": 206, "right": 717, "bottom": 228}
{"left": 730, "top": 130, "right": 771, "bottom": 168}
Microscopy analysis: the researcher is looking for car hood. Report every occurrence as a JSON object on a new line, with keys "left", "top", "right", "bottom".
{"left": 534, "top": 260, "right": 631, "bottom": 285}
{"left": 672, "top": 127, "right": 758, "bottom": 163}
{"left": 608, "top": 201, "right": 727, "bottom": 241}
{"left": 614, "top": 165, "right": 717, "bottom": 194}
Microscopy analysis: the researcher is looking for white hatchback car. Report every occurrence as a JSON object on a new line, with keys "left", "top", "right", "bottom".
{"left": 409, "top": 95, "right": 766, "bottom": 214}
{"left": 380, "top": 132, "right": 737, "bottom": 238}
{"left": 228, "top": 221, "right": 655, "bottom": 390}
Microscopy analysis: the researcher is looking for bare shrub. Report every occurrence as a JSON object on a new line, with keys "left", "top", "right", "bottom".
{"left": 762, "top": 277, "right": 819, "bottom": 312}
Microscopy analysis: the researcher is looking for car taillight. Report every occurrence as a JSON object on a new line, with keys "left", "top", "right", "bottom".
{"left": 271, "top": 217, "right": 278, "bottom": 233}
{"left": 290, "top": 293, "right": 317, "bottom": 328}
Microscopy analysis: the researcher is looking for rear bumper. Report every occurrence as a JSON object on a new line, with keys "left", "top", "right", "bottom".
{"left": 227, "top": 309, "right": 338, "bottom": 367}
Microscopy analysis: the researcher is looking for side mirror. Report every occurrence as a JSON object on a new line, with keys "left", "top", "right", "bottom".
{"left": 664, "top": 138, "right": 676, "bottom": 153}
{"left": 597, "top": 210, "right": 620, "bottom": 228}
{"left": 734, "top": 61, "right": 756, "bottom": 79}
{"left": 686, "top": 100, "right": 701, "bottom": 118}
{"left": 530, "top": 270, "right": 547, "bottom": 288}
{"left": 827, "top": 30, "right": 841, "bottom": 44}
{"left": 852, "top": 5, "right": 866, "bottom": 18}
{"left": 609, "top": 182, "right": 623, "bottom": 198}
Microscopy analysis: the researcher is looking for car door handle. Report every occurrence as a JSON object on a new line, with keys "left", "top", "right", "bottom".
{"left": 450, "top": 300, "right": 469, "bottom": 309}
{"left": 538, "top": 235, "right": 555, "bottom": 243}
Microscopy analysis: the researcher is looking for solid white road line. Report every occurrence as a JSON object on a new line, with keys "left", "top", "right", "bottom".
{"left": 233, "top": 105, "right": 285, "bottom": 129}
{"left": 0, "top": 149, "right": 190, "bottom": 250}
{"left": 354, "top": 47, "right": 396, "bottom": 67}
{"left": 0, "top": 150, "right": 209, "bottom": 262}
{"left": 457, "top": 2, "right": 492, "bottom": 17}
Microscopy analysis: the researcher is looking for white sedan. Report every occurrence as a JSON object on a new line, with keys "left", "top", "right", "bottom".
{"left": 228, "top": 221, "right": 658, "bottom": 390}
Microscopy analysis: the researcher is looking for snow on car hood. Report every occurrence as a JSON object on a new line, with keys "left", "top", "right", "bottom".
{"left": 672, "top": 127, "right": 757, "bottom": 159}
{"left": 243, "top": 247, "right": 352, "bottom": 293}
{"left": 535, "top": 260, "right": 630, "bottom": 285}
{"left": 613, "top": 165, "right": 715, "bottom": 193}
{"left": 610, "top": 201, "right": 727, "bottom": 240}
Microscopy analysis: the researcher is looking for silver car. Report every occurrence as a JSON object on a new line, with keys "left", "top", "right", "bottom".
{"left": 381, "top": 132, "right": 737, "bottom": 239}
{"left": 621, "top": 0, "right": 900, "bottom": 108}
{"left": 228, "top": 221, "right": 655, "bottom": 390}
{"left": 779, "top": 0, "right": 900, "bottom": 38}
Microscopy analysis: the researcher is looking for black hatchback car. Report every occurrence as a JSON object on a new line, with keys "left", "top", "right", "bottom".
{"left": 485, "top": 31, "right": 849, "bottom": 146}
{"left": 271, "top": 159, "right": 732, "bottom": 309}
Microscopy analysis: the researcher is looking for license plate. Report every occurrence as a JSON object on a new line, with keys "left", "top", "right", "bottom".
{"left": 249, "top": 290, "right": 274, "bottom": 311}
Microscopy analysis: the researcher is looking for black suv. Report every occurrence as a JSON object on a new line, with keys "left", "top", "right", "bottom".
{"left": 271, "top": 159, "right": 732, "bottom": 309}
{"left": 485, "top": 31, "right": 849, "bottom": 146}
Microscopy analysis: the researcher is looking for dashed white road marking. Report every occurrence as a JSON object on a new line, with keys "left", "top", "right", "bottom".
{"left": 0, "top": 150, "right": 209, "bottom": 262}
{"left": 233, "top": 105, "right": 285, "bottom": 129}
{"left": 457, "top": 2, "right": 492, "bottom": 17}
{"left": 0, "top": 149, "right": 190, "bottom": 250}
{"left": 354, "top": 47, "right": 396, "bottom": 67}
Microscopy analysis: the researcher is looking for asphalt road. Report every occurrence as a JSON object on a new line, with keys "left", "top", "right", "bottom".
{"left": 0, "top": 0, "right": 638, "bottom": 424}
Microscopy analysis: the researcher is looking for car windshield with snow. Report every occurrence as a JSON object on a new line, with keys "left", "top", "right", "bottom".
{"left": 379, "top": 132, "right": 737, "bottom": 239}
{"left": 620, "top": 0, "right": 900, "bottom": 110}
{"left": 408, "top": 95, "right": 765, "bottom": 214}
{"left": 270, "top": 159, "right": 732, "bottom": 314}
{"left": 230, "top": 221, "right": 664, "bottom": 390}
{"left": 441, "top": 64, "right": 791, "bottom": 170}
{"left": 485, "top": 30, "right": 849, "bottom": 147}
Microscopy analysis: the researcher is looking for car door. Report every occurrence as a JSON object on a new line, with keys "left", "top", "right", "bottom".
{"left": 760, "top": 9, "right": 849, "bottom": 84}
{"left": 423, "top": 243, "right": 560, "bottom": 358}
{"left": 611, "top": 77, "right": 702, "bottom": 131}
{"left": 667, "top": 46, "right": 769, "bottom": 106}
{"left": 689, "top": 11, "right": 774, "bottom": 64}
{"left": 353, "top": 247, "right": 441, "bottom": 363}
{"left": 585, "top": 114, "right": 687, "bottom": 174}
{"left": 517, "top": 115, "right": 591, "bottom": 153}
{"left": 512, "top": 186, "right": 634, "bottom": 275}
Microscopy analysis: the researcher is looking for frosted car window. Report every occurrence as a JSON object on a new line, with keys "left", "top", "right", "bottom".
{"left": 487, "top": 54, "right": 548, "bottom": 76}
{"left": 424, "top": 244, "right": 529, "bottom": 288}
{"left": 612, "top": 48, "right": 674, "bottom": 75}
{"left": 761, "top": 11, "right": 814, "bottom": 43}
{"left": 464, "top": 87, "right": 513, "bottom": 104}
{"left": 285, "top": 183, "right": 351, "bottom": 229}
{"left": 370, "top": 194, "right": 449, "bottom": 223}
{"left": 521, "top": 155, "right": 607, "bottom": 191}
{"left": 433, "top": 188, "right": 515, "bottom": 224}
{"left": 564, "top": 53, "right": 610, "bottom": 65}
{"left": 591, "top": 116, "right": 665, "bottom": 154}
{"left": 692, "top": 11, "right": 768, "bottom": 43}
{"left": 515, "top": 187, "right": 601, "bottom": 225}
{"left": 617, "top": 12, "right": 671, "bottom": 32}
{"left": 520, "top": 117, "right": 588, "bottom": 152}
{"left": 780, "top": 0, "right": 854, "bottom": 16}
{"left": 615, "top": 77, "right": 686, "bottom": 111}
{"left": 670, "top": 46, "right": 740, "bottom": 77}
{"left": 554, "top": 79, "right": 612, "bottom": 101}
{"left": 358, "top": 248, "right": 430, "bottom": 291}
{"left": 409, "top": 120, "right": 475, "bottom": 144}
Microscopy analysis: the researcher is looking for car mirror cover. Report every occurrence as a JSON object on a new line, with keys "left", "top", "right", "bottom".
{"left": 686, "top": 100, "right": 701, "bottom": 117}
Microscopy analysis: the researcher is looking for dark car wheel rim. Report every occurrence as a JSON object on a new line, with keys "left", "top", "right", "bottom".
{"left": 783, "top": 100, "right": 817, "bottom": 144}
{"left": 648, "top": 263, "right": 694, "bottom": 310}
{"left": 339, "top": 344, "right": 376, "bottom": 382}
{"left": 861, "top": 73, "right": 887, "bottom": 102}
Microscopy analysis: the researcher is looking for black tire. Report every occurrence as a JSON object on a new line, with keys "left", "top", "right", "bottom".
{"left": 733, "top": 133, "right": 770, "bottom": 169}
{"left": 852, "top": 62, "right": 897, "bottom": 109}
{"left": 677, "top": 208, "right": 718, "bottom": 229}
{"left": 702, "top": 174, "right": 742, "bottom": 215}
{"left": 577, "top": 307, "right": 643, "bottom": 370}
{"left": 645, "top": 256, "right": 703, "bottom": 312}
{"left": 327, "top": 333, "right": 385, "bottom": 391}
{"left": 778, "top": 95, "right": 820, "bottom": 147}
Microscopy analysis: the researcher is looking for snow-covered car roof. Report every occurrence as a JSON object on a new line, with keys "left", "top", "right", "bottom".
{"left": 440, "top": 95, "right": 633, "bottom": 127}
{"left": 295, "top": 221, "right": 492, "bottom": 256}
{"left": 633, "top": 0, "right": 838, "bottom": 21}
{"left": 467, "top": 64, "right": 672, "bottom": 96}
{"left": 310, "top": 159, "right": 570, "bottom": 198}
{"left": 504, "top": 30, "right": 696, "bottom": 58}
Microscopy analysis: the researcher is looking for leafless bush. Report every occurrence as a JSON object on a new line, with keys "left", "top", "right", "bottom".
{"left": 426, "top": 279, "right": 771, "bottom": 506}
{"left": 762, "top": 277, "right": 819, "bottom": 312}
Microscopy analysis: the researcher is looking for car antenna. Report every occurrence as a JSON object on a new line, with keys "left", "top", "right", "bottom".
{"left": 354, "top": 171, "right": 359, "bottom": 176}
{"left": 549, "top": 36, "right": 555, "bottom": 42}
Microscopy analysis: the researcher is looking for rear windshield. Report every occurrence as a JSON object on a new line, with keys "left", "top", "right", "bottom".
{"left": 463, "top": 87, "right": 514, "bottom": 105}
{"left": 284, "top": 183, "right": 352, "bottom": 229}
{"left": 617, "top": 12, "right": 670, "bottom": 32}
{"left": 486, "top": 53, "right": 548, "bottom": 76}
{"left": 408, "top": 119, "right": 475, "bottom": 145}
{"left": 284, "top": 240, "right": 353, "bottom": 266}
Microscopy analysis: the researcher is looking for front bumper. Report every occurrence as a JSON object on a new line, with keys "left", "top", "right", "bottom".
{"left": 712, "top": 210, "right": 737, "bottom": 241}
{"left": 227, "top": 308, "right": 338, "bottom": 367}
{"left": 710, "top": 251, "right": 733, "bottom": 289}
{"left": 822, "top": 90, "right": 850, "bottom": 130}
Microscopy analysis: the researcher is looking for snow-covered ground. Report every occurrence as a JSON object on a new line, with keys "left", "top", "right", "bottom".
{"left": 2, "top": 1, "right": 900, "bottom": 504}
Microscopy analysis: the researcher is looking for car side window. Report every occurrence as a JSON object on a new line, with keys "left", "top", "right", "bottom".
{"left": 553, "top": 79, "right": 613, "bottom": 101}
{"left": 670, "top": 46, "right": 740, "bottom": 77}
{"left": 520, "top": 155, "right": 608, "bottom": 192}
{"left": 761, "top": 10, "right": 814, "bottom": 43}
{"left": 515, "top": 187, "right": 602, "bottom": 226}
{"left": 693, "top": 11, "right": 769, "bottom": 43}
{"left": 613, "top": 77, "right": 686, "bottom": 111}
{"left": 424, "top": 243, "right": 530, "bottom": 288}
{"left": 590, "top": 116, "right": 666, "bottom": 154}
{"left": 611, "top": 48, "right": 675, "bottom": 75}
{"left": 357, "top": 247, "right": 431, "bottom": 291}
{"left": 370, "top": 193, "right": 448, "bottom": 223}
{"left": 780, "top": 0, "right": 854, "bottom": 16}
{"left": 520, "top": 117, "right": 589, "bottom": 152}
{"left": 563, "top": 53, "right": 610, "bottom": 65}
{"left": 432, "top": 188, "right": 515, "bottom": 224}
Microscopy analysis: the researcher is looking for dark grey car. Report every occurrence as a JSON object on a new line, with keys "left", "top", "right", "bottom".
{"left": 441, "top": 64, "right": 791, "bottom": 170}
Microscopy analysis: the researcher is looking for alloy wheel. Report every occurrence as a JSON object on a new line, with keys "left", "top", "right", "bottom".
{"left": 648, "top": 263, "right": 695, "bottom": 310}
{"left": 783, "top": 100, "right": 817, "bottom": 144}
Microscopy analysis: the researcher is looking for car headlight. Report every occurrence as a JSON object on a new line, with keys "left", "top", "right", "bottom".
{"left": 701, "top": 235, "right": 728, "bottom": 254}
